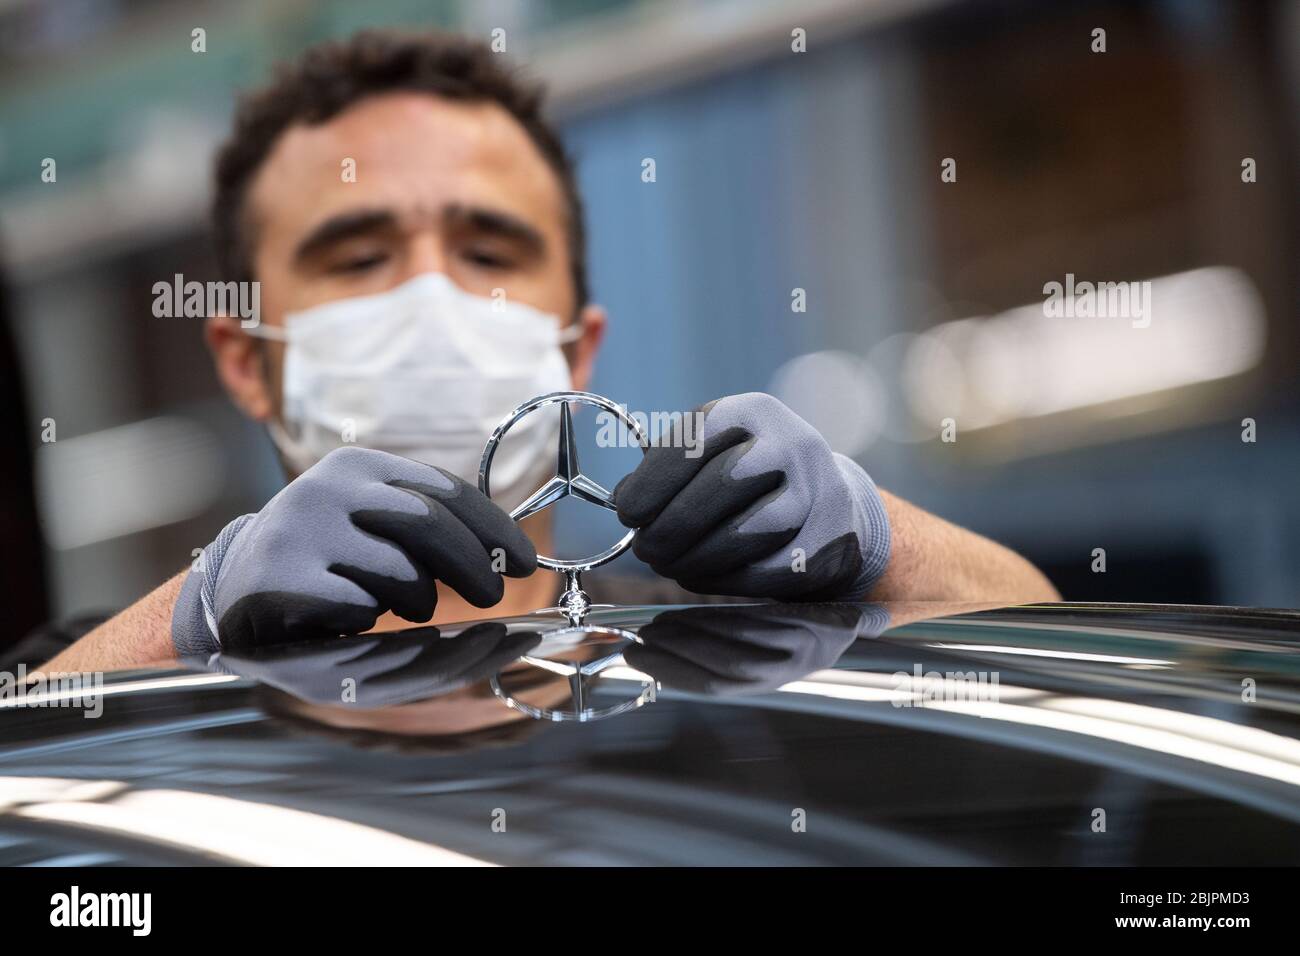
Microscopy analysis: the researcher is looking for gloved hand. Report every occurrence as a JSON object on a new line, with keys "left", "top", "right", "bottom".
{"left": 209, "top": 622, "right": 542, "bottom": 708}
{"left": 614, "top": 393, "right": 890, "bottom": 601}
{"left": 172, "top": 446, "right": 536, "bottom": 655}
{"left": 627, "top": 603, "right": 889, "bottom": 695}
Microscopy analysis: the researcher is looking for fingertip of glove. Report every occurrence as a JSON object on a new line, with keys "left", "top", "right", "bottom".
{"left": 612, "top": 473, "right": 648, "bottom": 528}
{"left": 465, "top": 573, "right": 506, "bottom": 608}
{"left": 502, "top": 544, "right": 538, "bottom": 578}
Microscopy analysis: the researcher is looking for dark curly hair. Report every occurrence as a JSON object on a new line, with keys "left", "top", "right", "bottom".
{"left": 211, "top": 29, "right": 588, "bottom": 308}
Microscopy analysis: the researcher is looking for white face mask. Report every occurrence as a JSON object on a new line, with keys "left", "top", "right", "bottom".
{"left": 248, "top": 272, "right": 580, "bottom": 504}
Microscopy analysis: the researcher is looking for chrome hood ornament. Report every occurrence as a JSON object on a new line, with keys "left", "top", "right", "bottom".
{"left": 479, "top": 391, "right": 648, "bottom": 626}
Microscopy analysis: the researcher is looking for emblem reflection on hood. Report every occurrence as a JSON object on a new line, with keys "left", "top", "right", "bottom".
{"left": 490, "top": 625, "right": 658, "bottom": 723}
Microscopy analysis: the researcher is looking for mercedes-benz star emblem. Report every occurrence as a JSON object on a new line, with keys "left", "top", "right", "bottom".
{"left": 479, "top": 391, "right": 648, "bottom": 625}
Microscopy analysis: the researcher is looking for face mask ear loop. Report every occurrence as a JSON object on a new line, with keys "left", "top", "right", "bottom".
{"left": 557, "top": 319, "right": 584, "bottom": 346}
{"left": 243, "top": 323, "right": 289, "bottom": 343}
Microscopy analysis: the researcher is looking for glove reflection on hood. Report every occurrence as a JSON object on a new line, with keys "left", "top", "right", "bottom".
{"left": 206, "top": 622, "right": 542, "bottom": 709}
{"left": 627, "top": 603, "right": 890, "bottom": 696}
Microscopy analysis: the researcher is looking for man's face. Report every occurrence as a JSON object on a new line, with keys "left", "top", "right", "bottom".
{"left": 207, "top": 91, "right": 602, "bottom": 424}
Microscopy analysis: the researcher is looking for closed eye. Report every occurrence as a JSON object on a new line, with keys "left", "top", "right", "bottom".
{"left": 329, "top": 252, "right": 389, "bottom": 274}
{"left": 461, "top": 247, "right": 515, "bottom": 270}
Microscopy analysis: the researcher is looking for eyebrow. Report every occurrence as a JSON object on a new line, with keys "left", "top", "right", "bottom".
{"left": 444, "top": 202, "right": 546, "bottom": 256}
{"left": 291, "top": 203, "right": 548, "bottom": 266}
{"left": 292, "top": 208, "right": 398, "bottom": 264}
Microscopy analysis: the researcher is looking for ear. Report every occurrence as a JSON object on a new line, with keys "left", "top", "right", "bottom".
{"left": 566, "top": 302, "right": 606, "bottom": 391}
{"left": 205, "top": 315, "right": 276, "bottom": 421}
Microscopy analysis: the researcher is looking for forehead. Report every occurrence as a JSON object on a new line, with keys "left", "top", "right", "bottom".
{"left": 246, "top": 91, "right": 567, "bottom": 253}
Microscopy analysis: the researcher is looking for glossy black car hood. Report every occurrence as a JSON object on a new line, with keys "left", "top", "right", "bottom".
{"left": 2, "top": 602, "right": 1299, "bottom": 865}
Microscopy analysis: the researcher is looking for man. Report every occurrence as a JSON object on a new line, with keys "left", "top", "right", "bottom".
{"left": 42, "top": 31, "right": 1056, "bottom": 674}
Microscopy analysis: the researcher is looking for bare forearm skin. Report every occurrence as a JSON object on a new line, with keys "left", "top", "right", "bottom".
{"left": 869, "top": 489, "right": 1060, "bottom": 604}
{"left": 41, "top": 570, "right": 186, "bottom": 673}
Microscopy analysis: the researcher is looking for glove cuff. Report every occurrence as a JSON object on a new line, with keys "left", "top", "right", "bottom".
{"left": 833, "top": 453, "right": 891, "bottom": 599}
{"left": 171, "top": 513, "right": 256, "bottom": 656}
{"left": 856, "top": 601, "right": 893, "bottom": 636}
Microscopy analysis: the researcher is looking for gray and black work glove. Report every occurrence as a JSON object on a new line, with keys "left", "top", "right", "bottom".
{"left": 209, "top": 623, "right": 542, "bottom": 708}
{"left": 614, "top": 393, "right": 890, "bottom": 601}
{"left": 172, "top": 446, "right": 537, "bottom": 655}
{"left": 627, "top": 603, "right": 889, "bottom": 695}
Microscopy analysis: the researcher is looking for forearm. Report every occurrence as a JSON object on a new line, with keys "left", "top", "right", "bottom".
{"left": 869, "top": 489, "right": 1060, "bottom": 604}
{"left": 41, "top": 570, "right": 185, "bottom": 673}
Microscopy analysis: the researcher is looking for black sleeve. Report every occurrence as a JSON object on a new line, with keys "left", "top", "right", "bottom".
{"left": 0, "top": 613, "right": 113, "bottom": 671}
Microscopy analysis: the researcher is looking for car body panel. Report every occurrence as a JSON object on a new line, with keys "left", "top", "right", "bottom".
{"left": 2, "top": 602, "right": 1299, "bottom": 865}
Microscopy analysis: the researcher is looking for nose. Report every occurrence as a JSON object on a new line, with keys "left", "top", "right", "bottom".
{"left": 399, "top": 231, "right": 449, "bottom": 284}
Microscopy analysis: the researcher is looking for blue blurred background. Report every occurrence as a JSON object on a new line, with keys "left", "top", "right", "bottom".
{"left": 1, "top": 0, "right": 1296, "bottom": 643}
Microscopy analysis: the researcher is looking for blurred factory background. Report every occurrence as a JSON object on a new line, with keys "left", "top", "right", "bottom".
{"left": 1, "top": 0, "right": 1296, "bottom": 645}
